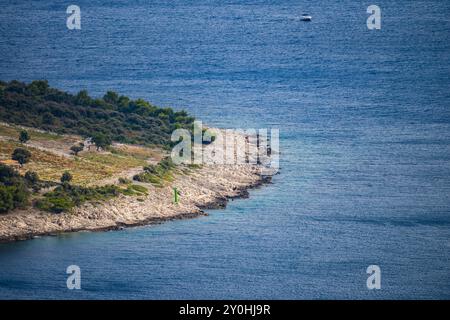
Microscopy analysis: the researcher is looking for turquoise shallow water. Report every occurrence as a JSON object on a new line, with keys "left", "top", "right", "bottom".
{"left": 0, "top": 0, "right": 450, "bottom": 299}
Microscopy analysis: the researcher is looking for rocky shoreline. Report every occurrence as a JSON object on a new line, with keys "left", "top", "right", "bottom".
{"left": 0, "top": 164, "right": 272, "bottom": 243}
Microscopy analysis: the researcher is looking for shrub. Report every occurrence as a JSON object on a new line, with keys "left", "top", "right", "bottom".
{"left": 0, "top": 81, "right": 195, "bottom": 148}
{"left": 36, "top": 195, "right": 75, "bottom": 214}
{"left": 103, "top": 91, "right": 119, "bottom": 104}
{"left": 28, "top": 80, "right": 49, "bottom": 96}
{"left": 36, "top": 184, "right": 121, "bottom": 213}
{"left": 0, "top": 185, "right": 14, "bottom": 213}
{"left": 91, "top": 133, "right": 112, "bottom": 151}
{"left": 70, "top": 143, "right": 84, "bottom": 156}
{"left": 60, "top": 171, "right": 73, "bottom": 183}
{"left": 24, "top": 171, "right": 39, "bottom": 184}
{"left": 130, "top": 184, "right": 148, "bottom": 194}
{"left": 118, "top": 177, "right": 131, "bottom": 184}
{"left": 19, "top": 130, "right": 30, "bottom": 143}
{"left": 12, "top": 148, "right": 32, "bottom": 167}
{"left": 0, "top": 164, "right": 19, "bottom": 185}
{"left": 133, "top": 157, "right": 175, "bottom": 187}
{"left": 42, "top": 112, "right": 55, "bottom": 125}
{"left": 10, "top": 183, "right": 29, "bottom": 208}
{"left": 0, "top": 164, "right": 30, "bottom": 212}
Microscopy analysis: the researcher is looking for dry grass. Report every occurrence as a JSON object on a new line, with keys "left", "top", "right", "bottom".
{"left": 112, "top": 144, "right": 164, "bottom": 162}
{"left": 0, "top": 123, "right": 62, "bottom": 141}
{"left": 0, "top": 123, "right": 165, "bottom": 186}
{"left": 0, "top": 140, "right": 72, "bottom": 180}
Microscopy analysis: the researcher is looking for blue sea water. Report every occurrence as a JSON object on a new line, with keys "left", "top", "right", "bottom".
{"left": 1, "top": 0, "right": 450, "bottom": 299}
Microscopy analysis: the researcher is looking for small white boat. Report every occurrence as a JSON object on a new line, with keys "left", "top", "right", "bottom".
{"left": 301, "top": 14, "right": 312, "bottom": 22}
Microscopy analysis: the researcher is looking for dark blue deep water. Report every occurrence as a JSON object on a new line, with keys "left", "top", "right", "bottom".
{"left": 1, "top": 0, "right": 450, "bottom": 299}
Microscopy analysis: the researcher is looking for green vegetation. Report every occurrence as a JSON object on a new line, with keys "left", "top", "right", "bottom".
{"left": 19, "top": 130, "right": 30, "bottom": 143}
{"left": 35, "top": 184, "right": 121, "bottom": 213}
{"left": 129, "top": 184, "right": 148, "bottom": 194}
{"left": 35, "top": 182, "right": 148, "bottom": 213}
{"left": 0, "top": 162, "right": 153, "bottom": 214}
{"left": 12, "top": 148, "right": 31, "bottom": 167}
{"left": 60, "top": 171, "right": 73, "bottom": 184}
{"left": 91, "top": 133, "right": 112, "bottom": 151}
{"left": 70, "top": 143, "right": 84, "bottom": 156}
{"left": 0, "top": 80, "right": 195, "bottom": 147}
{"left": 122, "top": 184, "right": 148, "bottom": 196}
{"left": 133, "top": 157, "right": 176, "bottom": 187}
{"left": 0, "top": 123, "right": 62, "bottom": 142}
{"left": 118, "top": 177, "right": 132, "bottom": 184}
{"left": 0, "top": 138, "right": 150, "bottom": 185}
{"left": 24, "top": 171, "right": 39, "bottom": 185}
{"left": 0, "top": 80, "right": 199, "bottom": 215}
{"left": 0, "top": 164, "right": 30, "bottom": 213}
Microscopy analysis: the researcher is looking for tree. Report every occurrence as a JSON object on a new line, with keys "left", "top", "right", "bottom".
{"left": 103, "top": 91, "right": 119, "bottom": 104}
{"left": 61, "top": 171, "right": 73, "bottom": 184}
{"left": 24, "top": 171, "right": 39, "bottom": 185}
{"left": 10, "top": 184, "right": 29, "bottom": 208}
{"left": 42, "top": 112, "right": 55, "bottom": 125}
{"left": 12, "top": 148, "right": 31, "bottom": 167}
{"left": 0, "top": 164, "right": 19, "bottom": 184}
{"left": 70, "top": 143, "right": 84, "bottom": 156}
{"left": 0, "top": 80, "right": 195, "bottom": 148}
{"left": 0, "top": 164, "right": 30, "bottom": 213}
{"left": 0, "top": 185, "right": 14, "bottom": 213}
{"left": 0, "top": 184, "right": 29, "bottom": 213}
{"left": 19, "top": 130, "right": 30, "bottom": 144}
{"left": 28, "top": 80, "right": 49, "bottom": 96}
{"left": 91, "top": 133, "right": 112, "bottom": 151}
{"left": 117, "top": 95, "right": 130, "bottom": 112}
{"left": 75, "top": 90, "right": 91, "bottom": 106}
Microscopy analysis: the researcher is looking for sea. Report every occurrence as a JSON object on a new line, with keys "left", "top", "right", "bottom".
{"left": 0, "top": 0, "right": 449, "bottom": 299}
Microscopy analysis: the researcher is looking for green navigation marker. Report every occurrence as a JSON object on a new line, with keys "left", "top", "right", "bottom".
{"left": 173, "top": 187, "right": 179, "bottom": 204}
